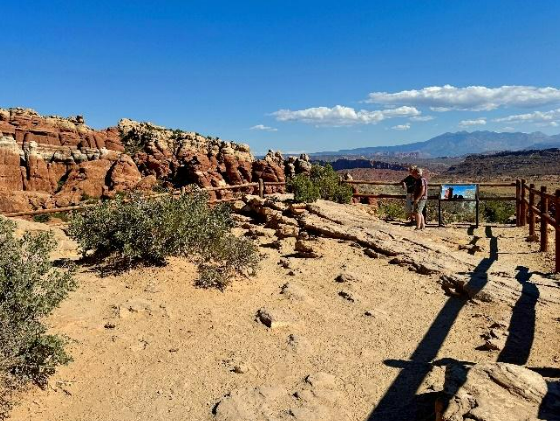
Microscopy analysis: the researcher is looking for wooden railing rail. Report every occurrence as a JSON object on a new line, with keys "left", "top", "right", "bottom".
{"left": 344, "top": 180, "right": 516, "bottom": 187}
{"left": 346, "top": 177, "right": 559, "bottom": 272}
{"left": 517, "top": 179, "right": 560, "bottom": 272}
{"left": 2, "top": 179, "right": 279, "bottom": 218}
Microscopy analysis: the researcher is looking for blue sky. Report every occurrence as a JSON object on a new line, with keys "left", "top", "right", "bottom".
{"left": 2, "top": 1, "right": 560, "bottom": 154}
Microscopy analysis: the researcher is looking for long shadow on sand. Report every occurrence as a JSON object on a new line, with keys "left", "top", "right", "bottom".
{"left": 366, "top": 226, "right": 499, "bottom": 420}
{"left": 497, "top": 266, "right": 538, "bottom": 365}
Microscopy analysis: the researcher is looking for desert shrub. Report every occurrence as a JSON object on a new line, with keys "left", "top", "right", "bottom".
{"left": 68, "top": 191, "right": 259, "bottom": 289}
{"left": 288, "top": 175, "right": 320, "bottom": 203}
{"left": 51, "top": 212, "right": 70, "bottom": 222}
{"left": 120, "top": 125, "right": 156, "bottom": 155}
{"left": 481, "top": 200, "right": 516, "bottom": 223}
{"left": 288, "top": 164, "right": 352, "bottom": 204}
{"left": 376, "top": 200, "right": 408, "bottom": 220}
{"left": 0, "top": 218, "right": 76, "bottom": 414}
{"left": 33, "top": 214, "right": 50, "bottom": 223}
{"left": 197, "top": 235, "right": 258, "bottom": 289}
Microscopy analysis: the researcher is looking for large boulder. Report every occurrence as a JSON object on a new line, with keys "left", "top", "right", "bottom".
{"left": 107, "top": 155, "right": 142, "bottom": 192}
{"left": 437, "top": 362, "right": 555, "bottom": 421}
{"left": 56, "top": 159, "right": 113, "bottom": 203}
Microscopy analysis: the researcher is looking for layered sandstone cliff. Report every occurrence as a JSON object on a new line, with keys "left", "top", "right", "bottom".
{"left": 0, "top": 108, "right": 293, "bottom": 212}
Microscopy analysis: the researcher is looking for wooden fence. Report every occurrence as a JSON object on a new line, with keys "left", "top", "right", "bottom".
{"left": 345, "top": 179, "right": 559, "bottom": 272}
{"left": 2, "top": 181, "right": 264, "bottom": 218}
{"left": 516, "top": 179, "right": 560, "bottom": 273}
{"left": 344, "top": 180, "right": 516, "bottom": 226}
{"left": 3, "top": 176, "right": 558, "bottom": 272}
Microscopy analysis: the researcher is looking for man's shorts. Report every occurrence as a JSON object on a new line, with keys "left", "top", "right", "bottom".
{"left": 405, "top": 193, "right": 413, "bottom": 213}
{"left": 414, "top": 199, "right": 427, "bottom": 214}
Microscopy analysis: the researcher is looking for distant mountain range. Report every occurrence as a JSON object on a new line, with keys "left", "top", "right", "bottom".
{"left": 311, "top": 131, "right": 560, "bottom": 158}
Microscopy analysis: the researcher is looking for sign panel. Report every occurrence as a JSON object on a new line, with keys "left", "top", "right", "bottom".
{"left": 440, "top": 184, "right": 477, "bottom": 200}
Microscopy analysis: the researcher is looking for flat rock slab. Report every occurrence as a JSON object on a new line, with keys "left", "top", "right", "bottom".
{"left": 214, "top": 373, "right": 350, "bottom": 421}
{"left": 439, "top": 362, "right": 550, "bottom": 421}
{"left": 301, "top": 200, "right": 560, "bottom": 306}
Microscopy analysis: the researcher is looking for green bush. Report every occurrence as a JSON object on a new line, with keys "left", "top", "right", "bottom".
{"left": 376, "top": 200, "right": 408, "bottom": 220}
{"left": 68, "top": 191, "right": 260, "bottom": 289}
{"left": 288, "top": 175, "right": 320, "bottom": 203}
{"left": 51, "top": 212, "right": 70, "bottom": 222}
{"left": 288, "top": 164, "right": 352, "bottom": 204}
{"left": 33, "top": 214, "right": 50, "bottom": 223}
{"left": 481, "top": 200, "right": 516, "bottom": 223}
{"left": 0, "top": 218, "right": 76, "bottom": 415}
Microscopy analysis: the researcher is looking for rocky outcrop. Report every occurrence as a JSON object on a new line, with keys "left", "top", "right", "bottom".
{"left": 0, "top": 108, "right": 293, "bottom": 212}
{"left": 233, "top": 196, "right": 560, "bottom": 307}
{"left": 437, "top": 362, "right": 559, "bottom": 421}
{"left": 0, "top": 108, "right": 125, "bottom": 211}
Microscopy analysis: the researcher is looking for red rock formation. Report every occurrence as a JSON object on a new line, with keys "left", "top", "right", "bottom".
{"left": 107, "top": 155, "right": 142, "bottom": 193}
{"left": 0, "top": 137, "right": 23, "bottom": 191}
{"left": 0, "top": 108, "right": 287, "bottom": 213}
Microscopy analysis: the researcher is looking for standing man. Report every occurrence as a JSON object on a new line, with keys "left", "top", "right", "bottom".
{"left": 413, "top": 168, "right": 428, "bottom": 230}
{"left": 401, "top": 166, "right": 417, "bottom": 225}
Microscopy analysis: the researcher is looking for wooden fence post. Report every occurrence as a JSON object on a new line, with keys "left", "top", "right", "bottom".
{"left": 540, "top": 186, "right": 548, "bottom": 252}
{"left": 258, "top": 178, "right": 264, "bottom": 198}
{"left": 528, "top": 183, "right": 535, "bottom": 238}
{"left": 554, "top": 189, "right": 560, "bottom": 272}
{"left": 515, "top": 179, "right": 521, "bottom": 226}
{"left": 475, "top": 184, "right": 480, "bottom": 228}
{"left": 520, "top": 179, "right": 527, "bottom": 226}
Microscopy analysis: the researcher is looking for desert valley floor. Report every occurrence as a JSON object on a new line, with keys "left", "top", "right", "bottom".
{"left": 6, "top": 200, "right": 560, "bottom": 421}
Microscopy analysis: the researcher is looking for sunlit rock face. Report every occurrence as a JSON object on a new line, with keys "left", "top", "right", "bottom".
{"left": 0, "top": 108, "right": 292, "bottom": 212}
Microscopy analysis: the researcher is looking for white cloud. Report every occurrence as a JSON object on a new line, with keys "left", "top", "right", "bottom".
{"left": 459, "top": 118, "right": 487, "bottom": 128}
{"left": 410, "top": 115, "right": 435, "bottom": 122}
{"left": 501, "top": 126, "right": 516, "bottom": 132}
{"left": 250, "top": 124, "right": 278, "bottom": 132}
{"left": 366, "top": 85, "right": 560, "bottom": 111}
{"left": 392, "top": 123, "right": 411, "bottom": 131}
{"left": 493, "top": 108, "right": 560, "bottom": 125}
{"left": 272, "top": 105, "right": 420, "bottom": 126}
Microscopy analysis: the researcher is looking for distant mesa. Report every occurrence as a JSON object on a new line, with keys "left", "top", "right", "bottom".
{"left": 312, "top": 158, "right": 408, "bottom": 172}
{"left": 444, "top": 148, "right": 560, "bottom": 178}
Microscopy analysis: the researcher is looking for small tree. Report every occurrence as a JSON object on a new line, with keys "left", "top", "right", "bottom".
{"left": 0, "top": 218, "right": 76, "bottom": 416}
{"left": 288, "top": 164, "right": 353, "bottom": 204}
{"left": 288, "top": 174, "right": 320, "bottom": 203}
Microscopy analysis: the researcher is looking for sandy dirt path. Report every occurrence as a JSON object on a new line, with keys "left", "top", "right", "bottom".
{"left": 7, "top": 216, "right": 560, "bottom": 421}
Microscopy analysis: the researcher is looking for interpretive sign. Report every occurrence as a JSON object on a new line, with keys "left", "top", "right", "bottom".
{"left": 438, "top": 184, "right": 480, "bottom": 227}
{"left": 440, "top": 184, "right": 477, "bottom": 200}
